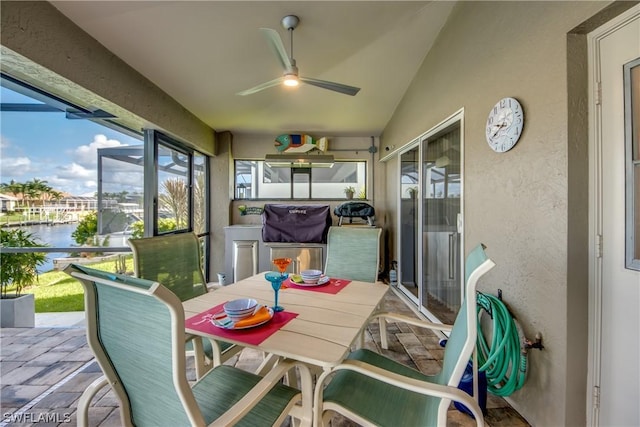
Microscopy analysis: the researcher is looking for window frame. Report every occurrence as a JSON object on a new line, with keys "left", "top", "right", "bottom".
{"left": 234, "top": 159, "right": 367, "bottom": 200}
{"left": 624, "top": 57, "right": 640, "bottom": 271}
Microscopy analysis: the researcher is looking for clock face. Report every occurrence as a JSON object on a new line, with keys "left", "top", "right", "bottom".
{"left": 485, "top": 97, "right": 524, "bottom": 153}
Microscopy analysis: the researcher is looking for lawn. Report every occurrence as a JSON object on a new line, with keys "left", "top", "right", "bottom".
{"left": 21, "top": 255, "right": 134, "bottom": 313}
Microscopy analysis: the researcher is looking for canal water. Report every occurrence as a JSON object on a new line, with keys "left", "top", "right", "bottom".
{"left": 12, "top": 223, "right": 132, "bottom": 273}
{"left": 14, "top": 223, "right": 78, "bottom": 273}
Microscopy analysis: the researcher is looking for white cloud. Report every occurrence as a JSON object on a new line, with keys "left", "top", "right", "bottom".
{"left": 56, "top": 162, "right": 93, "bottom": 179}
{"left": 0, "top": 157, "right": 32, "bottom": 176}
{"left": 73, "top": 134, "right": 124, "bottom": 167}
{"left": 0, "top": 135, "right": 10, "bottom": 149}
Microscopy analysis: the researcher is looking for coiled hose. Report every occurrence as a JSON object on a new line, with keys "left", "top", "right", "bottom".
{"left": 475, "top": 292, "right": 527, "bottom": 396}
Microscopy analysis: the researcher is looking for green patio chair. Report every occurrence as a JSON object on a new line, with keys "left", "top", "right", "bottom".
{"left": 323, "top": 226, "right": 384, "bottom": 348}
{"left": 128, "top": 232, "right": 241, "bottom": 378}
{"left": 323, "top": 226, "right": 381, "bottom": 283}
{"left": 70, "top": 264, "right": 313, "bottom": 427}
{"left": 313, "top": 244, "right": 495, "bottom": 427}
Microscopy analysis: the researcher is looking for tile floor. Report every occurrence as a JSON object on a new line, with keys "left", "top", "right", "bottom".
{"left": 0, "top": 291, "right": 530, "bottom": 426}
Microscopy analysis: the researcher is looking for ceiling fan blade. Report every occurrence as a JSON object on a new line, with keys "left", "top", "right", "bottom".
{"left": 236, "top": 77, "right": 284, "bottom": 96}
{"left": 259, "top": 28, "right": 292, "bottom": 71}
{"left": 300, "top": 76, "right": 361, "bottom": 96}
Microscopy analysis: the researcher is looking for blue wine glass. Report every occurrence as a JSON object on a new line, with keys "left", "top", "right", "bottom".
{"left": 265, "top": 271, "right": 288, "bottom": 312}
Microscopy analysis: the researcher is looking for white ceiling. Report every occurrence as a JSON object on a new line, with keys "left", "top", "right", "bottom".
{"left": 50, "top": 1, "right": 455, "bottom": 136}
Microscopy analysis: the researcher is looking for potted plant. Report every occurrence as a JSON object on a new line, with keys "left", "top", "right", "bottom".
{"left": 1, "top": 228, "right": 47, "bottom": 327}
{"left": 344, "top": 186, "right": 356, "bottom": 200}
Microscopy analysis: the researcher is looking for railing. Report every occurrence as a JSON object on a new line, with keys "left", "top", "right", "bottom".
{"left": 0, "top": 247, "right": 131, "bottom": 254}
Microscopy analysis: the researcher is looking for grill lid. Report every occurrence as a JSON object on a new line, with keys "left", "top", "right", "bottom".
{"left": 262, "top": 204, "right": 332, "bottom": 243}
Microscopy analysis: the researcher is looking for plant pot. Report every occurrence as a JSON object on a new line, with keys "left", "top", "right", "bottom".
{"left": 345, "top": 192, "right": 354, "bottom": 200}
{"left": 0, "top": 293, "right": 35, "bottom": 328}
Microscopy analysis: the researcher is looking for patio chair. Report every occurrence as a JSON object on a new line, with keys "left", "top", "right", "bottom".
{"left": 313, "top": 243, "right": 495, "bottom": 427}
{"left": 324, "top": 226, "right": 381, "bottom": 283}
{"left": 323, "top": 225, "right": 385, "bottom": 348}
{"left": 128, "top": 232, "right": 241, "bottom": 378}
{"left": 70, "top": 264, "right": 313, "bottom": 427}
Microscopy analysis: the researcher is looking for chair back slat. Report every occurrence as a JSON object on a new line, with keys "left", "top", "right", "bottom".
{"left": 435, "top": 244, "right": 495, "bottom": 387}
{"left": 128, "top": 232, "right": 207, "bottom": 301}
{"left": 324, "top": 226, "right": 381, "bottom": 282}
{"left": 70, "top": 264, "right": 196, "bottom": 426}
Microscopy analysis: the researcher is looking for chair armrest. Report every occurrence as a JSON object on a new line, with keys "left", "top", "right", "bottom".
{"left": 314, "top": 359, "right": 484, "bottom": 427}
{"left": 371, "top": 311, "right": 453, "bottom": 333}
{"left": 209, "top": 359, "right": 313, "bottom": 427}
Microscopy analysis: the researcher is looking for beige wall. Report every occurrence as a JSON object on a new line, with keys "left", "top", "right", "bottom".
{"left": 380, "top": 1, "right": 612, "bottom": 425}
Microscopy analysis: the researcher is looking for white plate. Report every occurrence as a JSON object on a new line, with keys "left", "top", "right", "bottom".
{"left": 210, "top": 307, "right": 274, "bottom": 330}
{"left": 294, "top": 275, "right": 330, "bottom": 287}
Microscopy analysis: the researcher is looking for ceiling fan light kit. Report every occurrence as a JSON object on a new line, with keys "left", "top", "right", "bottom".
{"left": 237, "top": 15, "right": 360, "bottom": 96}
{"left": 283, "top": 73, "right": 299, "bottom": 87}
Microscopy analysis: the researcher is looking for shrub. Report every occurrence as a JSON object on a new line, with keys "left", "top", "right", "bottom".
{"left": 1, "top": 228, "right": 47, "bottom": 297}
{"left": 72, "top": 211, "right": 98, "bottom": 245}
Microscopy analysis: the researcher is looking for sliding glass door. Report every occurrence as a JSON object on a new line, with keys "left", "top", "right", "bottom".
{"left": 421, "top": 123, "right": 461, "bottom": 323}
{"left": 399, "top": 145, "right": 419, "bottom": 298}
{"left": 396, "top": 114, "right": 463, "bottom": 322}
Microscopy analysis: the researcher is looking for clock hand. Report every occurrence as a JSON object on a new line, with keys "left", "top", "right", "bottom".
{"left": 491, "top": 122, "right": 508, "bottom": 137}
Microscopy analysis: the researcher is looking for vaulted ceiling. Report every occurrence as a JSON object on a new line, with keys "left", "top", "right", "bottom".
{"left": 50, "top": 1, "right": 455, "bottom": 136}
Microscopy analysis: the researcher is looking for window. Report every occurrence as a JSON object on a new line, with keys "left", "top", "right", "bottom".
{"left": 234, "top": 160, "right": 366, "bottom": 199}
{"left": 1, "top": 74, "right": 142, "bottom": 272}
{"left": 625, "top": 58, "right": 640, "bottom": 270}
{"left": 1, "top": 74, "right": 210, "bottom": 277}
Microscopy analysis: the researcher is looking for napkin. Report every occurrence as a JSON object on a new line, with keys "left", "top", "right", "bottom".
{"left": 234, "top": 306, "right": 271, "bottom": 328}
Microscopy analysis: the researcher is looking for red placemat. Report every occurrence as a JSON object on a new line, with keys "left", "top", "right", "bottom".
{"left": 185, "top": 303, "right": 298, "bottom": 346}
{"left": 283, "top": 277, "right": 352, "bottom": 294}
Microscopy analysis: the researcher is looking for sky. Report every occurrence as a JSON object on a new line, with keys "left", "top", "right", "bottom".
{"left": 0, "top": 86, "right": 142, "bottom": 197}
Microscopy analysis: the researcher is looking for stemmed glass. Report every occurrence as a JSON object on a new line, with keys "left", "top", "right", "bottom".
{"left": 265, "top": 271, "right": 288, "bottom": 312}
{"left": 272, "top": 257, "right": 292, "bottom": 277}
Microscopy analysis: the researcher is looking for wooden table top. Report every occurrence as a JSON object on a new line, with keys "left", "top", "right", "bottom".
{"left": 183, "top": 272, "right": 389, "bottom": 369}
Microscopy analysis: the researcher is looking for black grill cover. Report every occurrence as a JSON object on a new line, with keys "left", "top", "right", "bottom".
{"left": 333, "top": 202, "right": 375, "bottom": 219}
{"left": 262, "top": 204, "right": 332, "bottom": 243}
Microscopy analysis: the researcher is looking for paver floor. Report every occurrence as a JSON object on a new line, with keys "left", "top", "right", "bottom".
{"left": 1, "top": 291, "right": 530, "bottom": 426}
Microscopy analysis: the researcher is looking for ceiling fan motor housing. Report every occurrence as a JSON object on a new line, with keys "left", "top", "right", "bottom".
{"left": 281, "top": 15, "right": 300, "bottom": 31}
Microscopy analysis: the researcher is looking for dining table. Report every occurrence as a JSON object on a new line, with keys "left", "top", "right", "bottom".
{"left": 183, "top": 271, "right": 389, "bottom": 371}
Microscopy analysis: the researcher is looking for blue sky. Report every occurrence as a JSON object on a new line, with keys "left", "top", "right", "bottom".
{"left": 0, "top": 86, "right": 141, "bottom": 196}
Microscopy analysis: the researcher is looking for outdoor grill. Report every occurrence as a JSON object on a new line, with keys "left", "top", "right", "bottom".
{"left": 262, "top": 204, "right": 332, "bottom": 243}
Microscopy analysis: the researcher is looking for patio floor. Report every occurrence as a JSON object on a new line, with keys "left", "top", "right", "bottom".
{"left": 1, "top": 291, "right": 530, "bottom": 426}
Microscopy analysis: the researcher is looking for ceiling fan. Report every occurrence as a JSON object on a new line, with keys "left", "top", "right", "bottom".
{"left": 237, "top": 15, "right": 361, "bottom": 97}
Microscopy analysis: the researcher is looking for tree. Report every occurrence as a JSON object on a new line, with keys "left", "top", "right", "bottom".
{"left": 72, "top": 211, "right": 98, "bottom": 245}
{"left": 159, "top": 178, "right": 188, "bottom": 228}
{"left": 0, "top": 180, "right": 24, "bottom": 206}
{"left": 27, "top": 178, "right": 52, "bottom": 206}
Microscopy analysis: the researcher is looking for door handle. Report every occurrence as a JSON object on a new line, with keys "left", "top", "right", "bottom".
{"left": 448, "top": 233, "right": 455, "bottom": 280}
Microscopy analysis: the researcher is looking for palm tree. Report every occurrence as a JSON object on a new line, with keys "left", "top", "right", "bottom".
{"left": 28, "top": 178, "right": 52, "bottom": 206}
{"left": 0, "top": 180, "right": 24, "bottom": 206}
{"left": 159, "top": 178, "right": 188, "bottom": 228}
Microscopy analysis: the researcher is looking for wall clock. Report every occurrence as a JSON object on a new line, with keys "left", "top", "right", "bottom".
{"left": 485, "top": 97, "right": 524, "bottom": 153}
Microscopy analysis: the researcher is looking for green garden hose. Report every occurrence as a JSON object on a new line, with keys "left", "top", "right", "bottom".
{"left": 476, "top": 292, "right": 528, "bottom": 396}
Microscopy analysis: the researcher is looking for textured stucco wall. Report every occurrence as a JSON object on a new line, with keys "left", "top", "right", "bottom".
{"left": 380, "top": 1, "right": 609, "bottom": 425}
{"left": 0, "top": 1, "right": 215, "bottom": 155}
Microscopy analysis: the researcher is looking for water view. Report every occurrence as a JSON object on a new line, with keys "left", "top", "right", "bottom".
{"left": 16, "top": 223, "right": 81, "bottom": 273}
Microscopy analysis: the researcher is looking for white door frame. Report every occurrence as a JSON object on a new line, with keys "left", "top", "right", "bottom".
{"left": 587, "top": 5, "right": 640, "bottom": 426}
{"left": 394, "top": 108, "right": 465, "bottom": 320}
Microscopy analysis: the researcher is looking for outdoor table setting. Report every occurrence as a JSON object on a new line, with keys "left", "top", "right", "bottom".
{"left": 183, "top": 257, "right": 389, "bottom": 370}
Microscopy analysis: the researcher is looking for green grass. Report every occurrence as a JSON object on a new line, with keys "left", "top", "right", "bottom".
{"left": 19, "top": 255, "right": 134, "bottom": 313}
